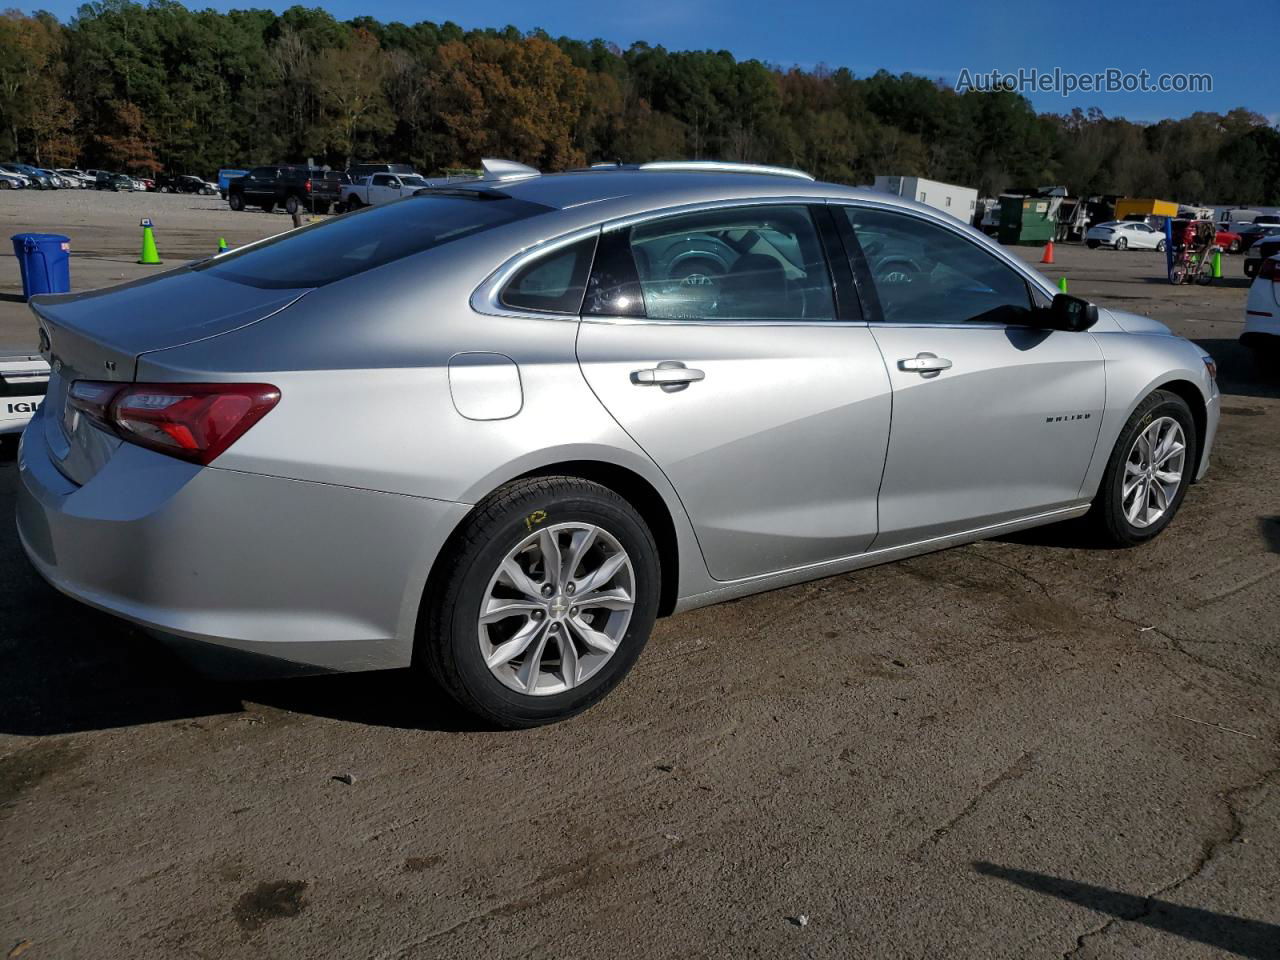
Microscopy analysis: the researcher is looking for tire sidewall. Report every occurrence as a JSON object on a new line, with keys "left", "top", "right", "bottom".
{"left": 430, "top": 486, "right": 660, "bottom": 726}
{"left": 1103, "top": 392, "right": 1196, "bottom": 543}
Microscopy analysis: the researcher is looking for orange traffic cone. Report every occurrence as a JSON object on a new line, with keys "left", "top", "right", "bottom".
{"left": 1041, "top": 239, "right": 1055, "bottom": 264}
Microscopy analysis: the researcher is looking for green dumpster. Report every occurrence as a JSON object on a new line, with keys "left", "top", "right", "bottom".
{"left": 997, "top": 196, "right": 1057, "bottom": 246}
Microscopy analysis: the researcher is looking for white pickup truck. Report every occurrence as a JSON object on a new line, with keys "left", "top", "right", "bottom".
{"left": 340, "top": 172, "right": 433, "bottom": 211}
{"left": 1, "top": 353, "right": 50, "bottom": 445}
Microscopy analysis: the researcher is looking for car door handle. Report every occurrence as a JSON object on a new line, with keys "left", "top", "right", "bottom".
{"left": 631, "top": 361, "right": 705, "bottom": 392}
{"left": 898, "top": 353, "right": 953, "bottom": 377}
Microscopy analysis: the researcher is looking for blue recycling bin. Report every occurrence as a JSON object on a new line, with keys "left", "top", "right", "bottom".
{"left": 11, "top": 233, "right": 71, "bottom": 300}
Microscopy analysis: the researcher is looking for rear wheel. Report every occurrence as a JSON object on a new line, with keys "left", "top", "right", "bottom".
{"left": 228, "top": 193, "right": 243, "bottom": 211}
{"left": 1115, "top": 236, "right": 1128, "bottom": 250}
{"left": 417, "top": 476, "right": 660, "bottom": 728}
{"left": 285, "top": 194, "right": 300, "bottom": 216}
{"left": 1156, "top": 239, "right": 1166, "bottom": 253}
{"left": 1086, "top": 390, "right": 1196, "bottom": 546}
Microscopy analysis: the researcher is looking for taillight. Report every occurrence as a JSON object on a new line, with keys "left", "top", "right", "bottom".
{"left": 1260, "top": 257, "right": 1279, "bottom": 281}
{"left": 304, "top": 180, "right": 312, "bottom": 193}
{"left": 68, "top": 381, "right": 280, "bottom": 465}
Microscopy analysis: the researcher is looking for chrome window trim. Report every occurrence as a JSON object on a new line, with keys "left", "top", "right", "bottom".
{"left": 470, "top": 225, "right": 602, "bottom": 321}
{"left": 601, "top": 195, "right": 824, "bottom": 233}
{"left": 824, "top": 197, "right": 1062, "bottom": 308}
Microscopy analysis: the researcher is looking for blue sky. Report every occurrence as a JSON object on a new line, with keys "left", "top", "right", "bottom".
{"left": 37, "top": 0, "right": 1272, "bottom": 123}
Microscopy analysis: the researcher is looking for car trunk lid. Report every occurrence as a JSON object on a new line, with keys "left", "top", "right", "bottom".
{"left": 31, "top": 269, "right": 308, "bottom": 486}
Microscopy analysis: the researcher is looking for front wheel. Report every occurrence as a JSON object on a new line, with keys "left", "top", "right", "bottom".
{"left": 1156, "top": 239, "right": 1166, "bottom": 253}
{"left": 285, "top": 194, "right": 300, "bottom": 215}
{"left": 1085, "top": 390, "right": 1196, "bottom": 546}
{"left": 417, "top": 477, "right": 660, "bottom": 728}
{"left": 1115, "top": 236, "right": 1128, "bottom": 250}
{"left": 228, "top": 193, "right": 244, "bottom": 211}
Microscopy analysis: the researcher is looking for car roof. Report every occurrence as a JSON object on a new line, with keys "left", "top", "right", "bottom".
{"left": 425, "top": 167, "right": 946, "bottom": 225}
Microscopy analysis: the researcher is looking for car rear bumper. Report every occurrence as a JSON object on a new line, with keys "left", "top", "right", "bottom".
{"left": 15, "top": 413, "right": 470, "bottom": 673}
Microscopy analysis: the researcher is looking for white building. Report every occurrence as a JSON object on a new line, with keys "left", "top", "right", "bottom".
{"left": 873, "top": 176, "right": 979, "bottom": 222}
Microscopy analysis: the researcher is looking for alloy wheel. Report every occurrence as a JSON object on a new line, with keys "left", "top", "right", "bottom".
{"left": 1122, "top": 416, "right": 1186, "bottom": 528}
{"left": 478, "top": 523, "right": 636, "bottom": 696}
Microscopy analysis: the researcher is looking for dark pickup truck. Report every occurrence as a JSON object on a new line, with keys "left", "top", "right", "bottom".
{"left": 226, "top": 164, "right": 341, "bottom": 215}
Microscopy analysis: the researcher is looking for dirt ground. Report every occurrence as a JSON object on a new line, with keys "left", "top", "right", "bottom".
{"left": 1, "top": 192, "right": 1277, "bottom": 959}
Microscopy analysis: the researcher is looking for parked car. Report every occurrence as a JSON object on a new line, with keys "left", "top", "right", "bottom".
{"left": 217, "top": 168, "right": 248, "bottom": 199}
{"left": 15, "top": 160, "right": 1220, "bottom": 727}
{"left": 1213, "top": 225, "right": 1243, "bottom": 253}
{"left": 1, "top": 163, "right": 52, "bottom": 188}
{"left": 95, "top": 171, "right": 134, "bottom": 191}
{"left": 226, "top": 164, "right": 340, "bottom": 214}
{"left": 1085, "top": 221, "right": 1167, "bottom": 251}
{"left": 1242, "top": 254, "right": 1280, "bottom": 349}
{"left": 1235, "top": 223, "right": 1280, "bottom": 252}
{"left": 0, "top": 169, "right": 29, "bottom": 189}
{"left": 55, "top": 169, "right": 92, "bottom": 188}
{"left": 135, "top": 176, "right": 156, "bottom": 191}
{"left": 340, "top": 172, "right": 431, "bottom": 210}
{"left": 1, "top": 354, "right": 50, "bottom": 444}
{"left": 1244, "top": 234, "right": 1280, "bottom": 280}
{"left": 347, "top": 162, "right": 417, "bottom": 179}
{"left": 157, "top": 174, "right": 218, "bottom": 195}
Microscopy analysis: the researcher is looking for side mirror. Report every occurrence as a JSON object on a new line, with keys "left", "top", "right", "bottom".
{"left": 1042, "top": 293, "right": 1098, "bottom": 332}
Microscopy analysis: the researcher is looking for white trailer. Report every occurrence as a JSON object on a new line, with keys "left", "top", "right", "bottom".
{"left": 873, "top": 176, "right": 979, "bottom": 222}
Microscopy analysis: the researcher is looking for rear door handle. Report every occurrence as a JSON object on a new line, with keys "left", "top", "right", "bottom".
{"left": 631, "top": 360, "right": 705, "bottom": 392}
{"left": 897, "top": 352, "right": 952, "bottom": 377}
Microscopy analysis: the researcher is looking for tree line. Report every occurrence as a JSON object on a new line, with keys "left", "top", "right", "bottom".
{"left": 2, "top": 1, "right": 1278, "bottom": 204}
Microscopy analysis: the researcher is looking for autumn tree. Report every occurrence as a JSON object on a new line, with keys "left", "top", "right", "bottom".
{"left": 312, "top": 27, "right": 392, "bottom": 164}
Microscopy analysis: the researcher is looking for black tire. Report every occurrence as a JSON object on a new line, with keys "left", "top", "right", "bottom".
{"left": 285, "top": 194, "right": 299, "bottom": 215}
{"left": 417, "top": 476, "right": 661, "bottom": 728}
{"left": 345, "top": 197, "right": 362, "bottom": 213}
{"left": 1086, "top": 240, "right": 1099, "bottom": 249}
{"left": 1115, "top": 236, "right": 1128, "bottom": 250}
{"left": 159, "top": 185, "right": 170, "bottom": 193}
{"left": 1085, "top": 390, "right": 1197, "bottom": 547}
{"left": 1230, "top": 239, "right": 1240, "bottom": 253}
{"left": 1156, "top": 239, "right": 1166, "bottom": 253}
{"left": 261, "top": 201, "right": 275, "bottom": 213}
{"left": 228, "top": 192, "right": 243, "bottom": 211}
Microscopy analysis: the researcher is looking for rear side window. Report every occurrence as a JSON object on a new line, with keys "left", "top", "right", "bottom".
{"left": 627, "top": 205, "right": 835, "bottom": 321}
{"left": 500, "top": 236, "right": 597, "bottom": 314}
{"left": 200, "top": 192, "right": 553, "bottom": 289}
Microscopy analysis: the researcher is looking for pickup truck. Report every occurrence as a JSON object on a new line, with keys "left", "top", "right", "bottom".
{"left": 1, "top": 354, "right": 50, "bottom": 445}
{"left": 340, "top": 172, "right": 432, "bottom": 211}
{"left": 227, "top": 165, "right": 341, "bottom": 215}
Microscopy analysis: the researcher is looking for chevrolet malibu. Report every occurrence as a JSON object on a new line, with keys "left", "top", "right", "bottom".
{"left": 16, "top": 161, "right": 1220, "bottom": 726}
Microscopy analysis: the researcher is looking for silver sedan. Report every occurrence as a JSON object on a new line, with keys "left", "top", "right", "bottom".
{"left": 15, "top": 161, "right": 1220, "bottom": 726}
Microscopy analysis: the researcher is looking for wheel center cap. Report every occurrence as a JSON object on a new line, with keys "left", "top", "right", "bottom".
{"left": 548, "top": 596, "right": 570, "bottom": 620}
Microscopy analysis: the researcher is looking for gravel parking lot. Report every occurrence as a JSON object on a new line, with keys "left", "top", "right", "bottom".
{"left": 1, "top": 191, "right": 1277, "bottom": 959}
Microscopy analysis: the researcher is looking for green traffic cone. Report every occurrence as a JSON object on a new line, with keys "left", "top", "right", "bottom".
{"left": 138, "top": 222, "right": 162, "bottom": 265}
{"left": 1212, "top": 250, "right": 1222, "bottom": 279}
{"left": 1058, "top": 276, "right": 1068, "bottom": 293}
{"left": 218, "top": 236, "right": 228, "bottom": 254}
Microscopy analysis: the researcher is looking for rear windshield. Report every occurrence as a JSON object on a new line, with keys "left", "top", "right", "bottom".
{"left": 198, "top": 192, "right": 552, "bottom": 289}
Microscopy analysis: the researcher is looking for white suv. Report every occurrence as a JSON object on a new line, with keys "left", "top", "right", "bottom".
{"left": 0, "top": 354, "right": 50, "bottom": 442}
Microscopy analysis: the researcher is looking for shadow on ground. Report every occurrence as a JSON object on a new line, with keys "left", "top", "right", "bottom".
{"left": 975, "top": 861, "right": 1280, "bottom": 959}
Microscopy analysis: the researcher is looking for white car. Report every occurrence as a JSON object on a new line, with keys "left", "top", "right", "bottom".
{"left": 1086, "top": 221, "right": 1167, "bottom": 251}
{"left": 0, "top": 354, "right": 50, "bottom": 441}
{"left": 0, "top": 170, "right": 28, "bottom": 190}
{"left": 55, "top": 168, "right": 92, "bottom": 188}
{"left": 1243, "top": 255, "right": 1280, "bottom": 346}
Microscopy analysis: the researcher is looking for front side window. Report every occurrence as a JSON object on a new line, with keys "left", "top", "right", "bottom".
{"left": 372, "top": 174, "right": 394, "bottom": 186}
{"left": 200, "top": 192, "right": 553, "bottom": 289}
{"left": 842, "top": 207, "right": 1033, "bottom": 325}
{"left": 626, "top": 205, "right": 835, "bottom": 321}
{"left": 500, "top": 236, "right": 597, "bottom": 314}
